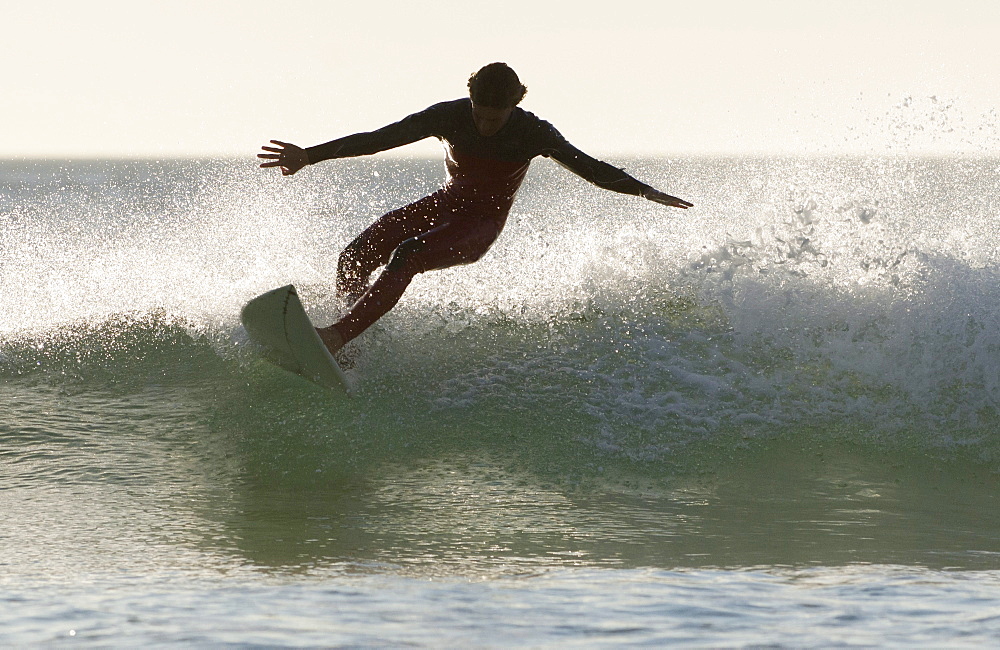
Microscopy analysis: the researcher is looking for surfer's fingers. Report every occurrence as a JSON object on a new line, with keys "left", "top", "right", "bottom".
{"left": 648, "top": 192, "right": 693, "bottom": 209}
{"left": 661, "top": 193, "right": 691, "bottom": 207}
{"left": 259, "top": 146, "right": 282, "bottom": 154}
{"left": 269, "top": 139, "right": 295, "bottom": 148}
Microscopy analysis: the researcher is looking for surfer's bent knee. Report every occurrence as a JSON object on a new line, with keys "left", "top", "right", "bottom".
{"left": 339, "top": 237, "right": 367, "bottom": 265}
{"left": 386, "top": 237, "right": 425, "bottom": 274}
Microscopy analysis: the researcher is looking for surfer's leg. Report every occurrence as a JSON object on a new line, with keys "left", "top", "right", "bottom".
{"left": 327, "top": 215, "right": 505, "bottom": 346}
{"left": 336, "top": 193, "right": 443, "bottom": 302}
{"left": 328, "top": 244, "right": 423, "bottom": 345}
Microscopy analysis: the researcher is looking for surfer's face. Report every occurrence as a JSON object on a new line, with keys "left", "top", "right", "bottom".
{"left": 472, "top": 103, "right": 513, "bottom": 137}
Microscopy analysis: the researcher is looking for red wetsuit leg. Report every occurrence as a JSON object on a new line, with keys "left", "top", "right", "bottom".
{"left": 336, "top": 193, "right": 445, "bottom": 300}
{"left": 333, "top": 210, "right": 505, "bottom": 343}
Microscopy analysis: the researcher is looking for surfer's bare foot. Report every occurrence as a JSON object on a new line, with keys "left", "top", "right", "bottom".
{"left": 316, "top": 326, "right": 345, "bottom": 355}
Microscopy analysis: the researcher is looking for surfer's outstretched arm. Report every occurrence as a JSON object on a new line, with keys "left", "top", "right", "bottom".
{"left": 260, "top": 103, "right": 447, "bottom": 178}
{"left": 544, "top": 135, "right": 692, "bottom": 210}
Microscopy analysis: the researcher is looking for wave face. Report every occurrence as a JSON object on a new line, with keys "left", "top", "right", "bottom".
{"left": 3, "top": 156, "right": 1000, "bottom": 490}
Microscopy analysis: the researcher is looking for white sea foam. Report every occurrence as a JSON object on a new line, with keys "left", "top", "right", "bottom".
{"left": 2, "top": 156, "right": 999, "bottom": 460}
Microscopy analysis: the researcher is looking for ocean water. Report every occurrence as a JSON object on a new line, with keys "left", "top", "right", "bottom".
{"left": 2, "top": 155, "right": 1000, "bottom": 646}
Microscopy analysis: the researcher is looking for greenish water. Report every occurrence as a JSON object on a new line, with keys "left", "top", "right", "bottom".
{"left": 2, "top": 157, "right": 1000, "bottom": 645}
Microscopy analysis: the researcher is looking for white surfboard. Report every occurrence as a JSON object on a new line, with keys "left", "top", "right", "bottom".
{"left": 240, "top": 284, "right": 351, "bottom": 394}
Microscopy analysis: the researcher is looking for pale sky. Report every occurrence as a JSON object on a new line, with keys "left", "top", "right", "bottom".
{"left": 6, "top": 0, "right": 999, "bottom": 158}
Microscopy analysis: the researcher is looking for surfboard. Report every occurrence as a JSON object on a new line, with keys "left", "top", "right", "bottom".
{"left": 240, "top": 284, "right": 351, "bottom": 394}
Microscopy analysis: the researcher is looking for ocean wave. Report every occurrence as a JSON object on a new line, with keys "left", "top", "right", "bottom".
{"left": 3, "top": 157, "right": 1000, "bottom": 480}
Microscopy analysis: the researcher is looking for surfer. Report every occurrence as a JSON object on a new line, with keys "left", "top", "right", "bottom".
{"left": 259, "top": 62, "right": 693, "bottom": 355}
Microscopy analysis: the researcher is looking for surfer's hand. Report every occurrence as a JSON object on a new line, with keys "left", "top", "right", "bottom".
{"left": 258, "top": 140, "right": 309, "bottom": 176}
{"left": 643, "top": 188, "right": 693, "bottom": 209}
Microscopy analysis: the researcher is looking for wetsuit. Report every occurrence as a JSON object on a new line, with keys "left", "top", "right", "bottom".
{"left": 307, "top": 98, "right": 651, "bottom": 344}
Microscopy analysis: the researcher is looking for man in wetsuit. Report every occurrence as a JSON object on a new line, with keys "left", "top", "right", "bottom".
{"left": 259, "top": 63, "right": 693, "bottom": 355}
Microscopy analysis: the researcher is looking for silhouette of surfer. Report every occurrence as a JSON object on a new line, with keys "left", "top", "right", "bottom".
{"left": 259, "top": 63, "right": 692, "bottom": 355}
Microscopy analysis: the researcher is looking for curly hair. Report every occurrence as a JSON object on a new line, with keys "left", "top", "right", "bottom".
{"left": 467, "top": 62, "right": 527, "bottom": 108}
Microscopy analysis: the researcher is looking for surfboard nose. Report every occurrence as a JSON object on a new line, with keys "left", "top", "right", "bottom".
{"left": 241, "top": 284, "right": 352, "bottom": 394}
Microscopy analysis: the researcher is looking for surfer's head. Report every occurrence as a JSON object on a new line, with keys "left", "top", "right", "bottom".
{"left": 468, "top": 62, "right": 526, "bottom": 109}
{"left": 468, "top": 63, "right": 525, "bottom": 136}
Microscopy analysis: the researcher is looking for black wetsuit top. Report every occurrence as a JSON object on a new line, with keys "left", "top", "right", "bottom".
{"left": 306, "top": 98, "right": 649, "bottom": 216}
